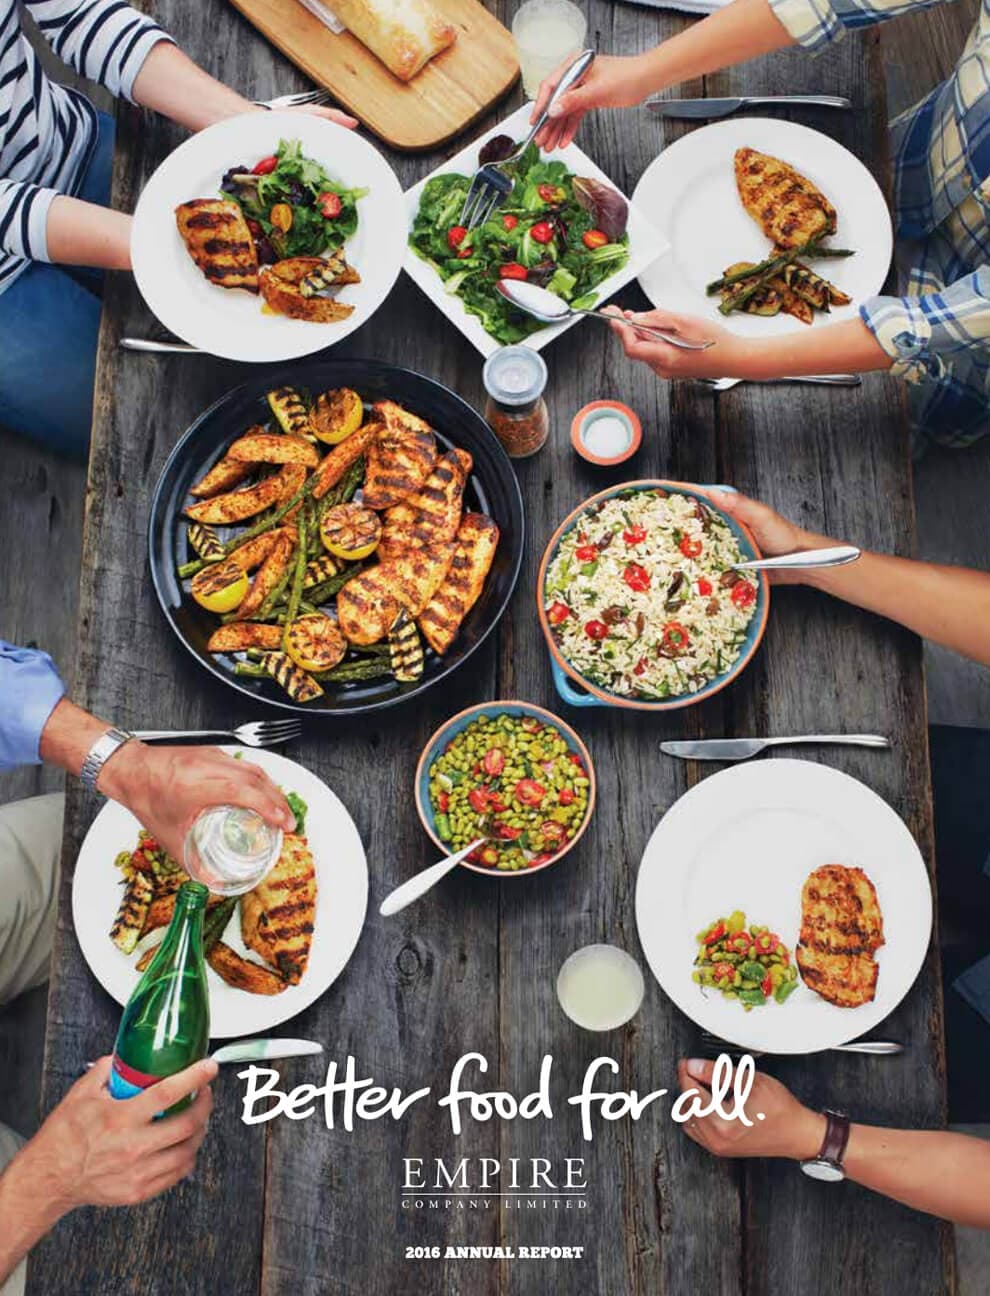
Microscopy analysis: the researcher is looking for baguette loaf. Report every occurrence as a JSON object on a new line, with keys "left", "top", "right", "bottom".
{"left": 328, "top": 0, "right": 456, "bottom": 81}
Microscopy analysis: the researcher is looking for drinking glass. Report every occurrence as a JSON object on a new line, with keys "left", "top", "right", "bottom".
{"left": 184, "top": 805, "right": 283, "bottom": 896}
{"left": 512, "top": 0, "right": 589, "bottom": 101}
{"left": 557, "top": 944, "right": 645, "bottom": 1031}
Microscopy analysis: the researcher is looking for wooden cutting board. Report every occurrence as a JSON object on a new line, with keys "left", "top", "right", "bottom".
{"left": 227, "top": 0, "right": 520, "bottom": 152}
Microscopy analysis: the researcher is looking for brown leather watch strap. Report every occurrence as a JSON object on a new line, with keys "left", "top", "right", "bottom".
{"left": 819, "top": 1110, "right": 851, "bottom": 1166}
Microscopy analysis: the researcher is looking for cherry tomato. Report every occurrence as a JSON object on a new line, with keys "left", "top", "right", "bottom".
{"left": 468, "top": 788, "right": 490, "bottom": 814}
{"left": 269, "top": 203, "right": 293, "bottom": 233}
{"left": 318, "top": 191, "right": 342, "bottom": 219}
{"left": 538, "top": 183, "right": 566, "bottom": 203}
{"left": 713, "top": 962, "right": 735, "bottom": 982}
{"left": 495, "top": 824, "right": 522, "bottom": 841}
{"left": 584, "top": 620, "right": 609, "bottom": 641}
{"left": 488, "top": 797, "right": 507, "bottom": 814}
{"left": 582, "top": 229, "right": 608, "bottom": 250}
{"left": 661, "top": 621, "right": 691, "bottom": 654}
{"left": 575, "top": 544, "right": 599, "bottom": 562}
{"left": 483, "top": 748, "right": 505, "bottom": 777}
{"left": 623, "top": 562, "right": 651, "bottom": 592}
{"left": 246, "top": 218, "right": 262, "bottom": 237}
{"left": 251, "top": 155, "right": 278, "bottom": 175}
{"left": 456, "top": 245, "right": 474, "bottom": 259}
{"left": 697, "top": 578, "right": 713, "bottom": 596}
{"left": 558, "top": 788, "right": 576, "bottom": 806}
{"left": 731, "top": 581, "right": 757, "bottom": 610}
{"left": 529, "top": 852, "right": 555, "bottom": 868}
{"left": 547, "top": 601, "right": 571, "bottom": 626}
{"left": 623, "top": 526, "right": 647, "bottom": 545}
{"left": 568, "top": 753, "right": 585, "bottom": 770}
{"left": 540, "top": 822, "right": 567, "bottom": 847}
{"left": 514, "top": 778, "right": 546, "bottom": 807}
{"left": 761, "top": 974, "right": 773, "bottom": 997}
{"left": 499, "top": 262, "right": 528, "bottom": 280}
{"left": 633, "top": 657, "right": 648, "bottom": 677}
{"left": 502, "top": 213, "right": 519, "bottom": 230}
{"left": 703, "top": 921, "right": 726, "bottom": 945}
{"left": 679, "top": 536, "right": 703, "bottom": 559}
{"left": 447, "top": 224, "right": 468, "bottom": 249}
{"left": 530, "top": 221, "right": 554, "bottom": 245}
{"left": 479, "top": 845, "right": 500, "bottom": 868}
{"left": 437, "top": 791, "right": 450, "bottom": 813}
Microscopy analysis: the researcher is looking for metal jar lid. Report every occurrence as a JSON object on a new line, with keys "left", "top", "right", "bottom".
{"left": 483, "top": 345, "right": 548, "bottom": 408}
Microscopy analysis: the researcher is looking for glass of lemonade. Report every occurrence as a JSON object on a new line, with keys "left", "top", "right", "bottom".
{"left": 557, "top": 944, "right": 646, "bottom": 1031}
{"left": 184, "top": 805, "right": 283, "bottom": 896}
{"left": 512, "top": 0, "right": 589, "bottom": 101}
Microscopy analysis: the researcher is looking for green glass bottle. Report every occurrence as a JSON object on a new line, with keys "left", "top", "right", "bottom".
{"left": 109, "top": 881, "right": 210, "bottom": 1109}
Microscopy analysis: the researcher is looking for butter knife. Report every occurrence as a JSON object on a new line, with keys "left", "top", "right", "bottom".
{"left": 120, "top": 337, "right": 200, "bottom": 354}
{"left": 648, "top": 95, "right": 850, "bottom": 120}
{"left": 211, "top": 1038, "right": 324, "bottom": 1065}
{"left": 661, "top": 734, "right": 890, "bottom": 762}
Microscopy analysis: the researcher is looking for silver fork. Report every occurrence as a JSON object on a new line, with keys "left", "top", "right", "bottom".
{"left": 460, "top": 49, "right": 596, "bottom": 230}
{"left": 697, "top": 375, "right": 862, "bottom": 392}
{"left": 255, "top": 88, "right": 332, "bottom": 110}
{"left": 699, "top": 1031, "right": 904, "bottom": 1057}
{"left": 132, "top": 719, "right": 302, "bottom": 747}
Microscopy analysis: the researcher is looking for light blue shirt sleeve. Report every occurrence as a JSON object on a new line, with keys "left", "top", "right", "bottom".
{"left": 0, "top": 640, "right": 66, "bottom": 771}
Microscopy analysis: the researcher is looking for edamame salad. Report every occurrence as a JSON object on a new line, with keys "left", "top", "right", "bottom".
{"left": 428, "top": 712, "right": 591, "bottom": 870}
{"left": 694, "top": 910, "right": 798, "bottom": 1010}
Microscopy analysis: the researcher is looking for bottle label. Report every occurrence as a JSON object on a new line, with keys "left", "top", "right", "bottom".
{"left": 109, "top": 1055, "right": 160, "bottom": 1101}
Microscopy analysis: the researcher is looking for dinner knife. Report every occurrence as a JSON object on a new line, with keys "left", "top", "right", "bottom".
{"left": 210, "top": 1038, "right": 324, "bottom": 1065}
{"left": 647, "top": 95, "right": 850, "bottom": 120}
{"left": 120, "top": 336, "right": 200, "bottom": 354}
{"left": 661, "top": 735, "right": 890, "bottom": 762}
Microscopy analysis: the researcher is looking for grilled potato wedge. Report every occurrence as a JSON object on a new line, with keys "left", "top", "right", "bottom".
{"left": 227, "top": 529, "right": 282, "bottom": 573}
{"left": 110, "top": 872, "right": 153, "bottom": 954}
{"left": 207, "top": 622, "right": 284, "bottom": 654}
{"left": 418, "top": 513, "right": 499, "bottom": 655}
{"left": 190, "top": 452, "right": 255, "bottom": 499}
{"left": 379, "top": 450, "right": 469, "bottom": 558}
{"left": 236, "top": 530, "right": 295, "bottom": 620}
{"left": 768, "top": 276, "right": 814, "bottom": 324}
{"left": 227, "top": 431, "right": 319, "bottom": 467}
{"left": 241, "top": 833, "right": 317, "bottom": 985}
{"left": 311, "top": 422, "right": 380, "bottom": 499}
{"left": 185, "top": 463, "right": 297, "bottom": 524}
{"left": 363, "top": 413, "right": 437, "bottom": 511}
{"left": 259, "top": 257, "right": 359, "bottom": 323}
{"left": 734, "top": 148, "right": 837, "bottom": 250}
{"left": 176, "top": 199, "right": 259, "bottom": 291}
{"left": 208, "top": 942, "right": 286, "bottom": 994}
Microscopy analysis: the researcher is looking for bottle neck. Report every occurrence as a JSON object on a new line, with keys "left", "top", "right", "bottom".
{"left": 158, "top": 884, "right": 207, "bottom": 959}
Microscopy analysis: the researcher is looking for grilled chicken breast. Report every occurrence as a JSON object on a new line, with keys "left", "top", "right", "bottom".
{"left": 362, "top": 403, "right": 437, "bottom": 510}
{"left": 796, "top": 864, "right": 884, "bottom": 1008}
{"left": 337, "top": 542, "right": 455, "bottom": 644}
{"left": 734, "top": 148, "right": 837, "bottom": 250}
{"left": 379, "top": 449, "right": 470, "bottom": 558}
{"left": 241, "top": 834, "right": 317, "bottom": 985}
{"left": 176, "top": 199, "right": 259, "bottom": 292}
{"left": 418, "top": 512, "right": 499, "bottom": 655}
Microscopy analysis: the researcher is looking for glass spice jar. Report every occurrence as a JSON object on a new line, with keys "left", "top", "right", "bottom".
{"left": 482, "top": 346, "right": 550, "bottom": 458}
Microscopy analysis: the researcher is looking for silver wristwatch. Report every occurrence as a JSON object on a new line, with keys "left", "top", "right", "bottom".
{"left": 80, "top": 726, "right": 135, "bottom": 792}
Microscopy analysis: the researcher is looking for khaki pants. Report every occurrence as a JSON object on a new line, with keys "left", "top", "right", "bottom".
{"left": 0, "top": 793, "right": 63, "bottom": 1296}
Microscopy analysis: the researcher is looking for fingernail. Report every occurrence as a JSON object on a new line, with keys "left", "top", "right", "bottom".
{"left": 686, "top": 1058, "right": 709, "bottom": 1079}
{"left": 549, "top": 102, "right": 564, "bottom": 118}
{"left": 202, "top": 1059, "right": 219, "bottom": 1079}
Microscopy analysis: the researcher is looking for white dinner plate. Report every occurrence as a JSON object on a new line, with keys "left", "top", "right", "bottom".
{"left": 131, "top": 112, "right": 405, "bottom": 362}
{"left": 635, "top": 759, "right": 932, "bottom": 1054}
{"left": 404, "top": 102, "right": 670, "bottom": 358}
{"left": 633, "top": 118, "right": 893, "bottom": 337}
{"left": 72, "top": 747, "right": 368, "bottom": 1039}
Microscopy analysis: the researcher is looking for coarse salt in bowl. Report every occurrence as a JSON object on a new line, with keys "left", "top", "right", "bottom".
{"left": 571, "top": 401, "right": 642, "bottom": 466}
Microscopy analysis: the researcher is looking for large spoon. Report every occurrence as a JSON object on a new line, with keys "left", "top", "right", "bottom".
{"left": 496, "top": 279, "right": 714, "bottom": 351}
{"left": 732, "top": 545, "right": 861, "bottom": 572}
{"left": 379, "top": 837, "right": 487, "bottom": 918}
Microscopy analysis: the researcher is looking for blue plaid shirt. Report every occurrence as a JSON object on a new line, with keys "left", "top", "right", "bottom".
{"left": 771, "top": 0, "right": 990, "bottom": 449}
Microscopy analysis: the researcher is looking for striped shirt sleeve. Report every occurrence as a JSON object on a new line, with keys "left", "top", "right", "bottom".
{"left": 769, "top": 0, "right": 950, "bottom": 52}
{"left": 859, "top": 268, "right": 990, "bottom": 383}
{"left": 23, "top": 0, "right": 173, "bottom": 102}
{"left": 0, "top": 179, "right": 61, "bottom": 262}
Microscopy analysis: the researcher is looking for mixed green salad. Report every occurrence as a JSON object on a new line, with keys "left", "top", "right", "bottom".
{"left": 221, "top": 138, "right": 367, "bottom": 264}
{"left": 409, "top": 138, "right": 631, "bottom": 345}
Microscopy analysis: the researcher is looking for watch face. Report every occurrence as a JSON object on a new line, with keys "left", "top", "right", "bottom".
{"left": 800, "top": 1158, "right": 846, "bottom": 1183}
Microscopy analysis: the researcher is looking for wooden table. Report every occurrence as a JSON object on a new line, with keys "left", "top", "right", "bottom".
{"left": 30, "top": 2, "right": 955, "bottom": 1292}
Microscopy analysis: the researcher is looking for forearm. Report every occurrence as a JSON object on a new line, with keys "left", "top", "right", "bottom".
{"left": 729, "top": 317, "right": 892, "bottom": 379}
{"left": 45, "top": 195, "right": 131, "bottom": 270}
{"left": 843, "top": 1125, "right": 990, "bottom": 1226}
{"left": 803, "top": 550, "right": 990, "bottom": 666}
{"left": 0, "top": 1144, "right": 69, "bottom": 1286}
{"left": 632, "top": 0, "right": 797, "bottom": 98}
{"left": 131, "top": 43, "right": 254, "bottom": 131}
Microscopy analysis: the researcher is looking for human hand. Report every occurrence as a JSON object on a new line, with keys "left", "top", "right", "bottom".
{"left": 280, "top": 104, "right": 358, "bottom": 129}
{"left": 531, "top": 54, "right": 653, "bottom": 150}
{"left": 702, "top": 489, "right": 830, "bottom": 584}
{"left": 605, "top": 306, "right": 746, "bottom": 380}
{"left": 99, "top": 743, "right": 295, "bottom": 863}
{"left": 677, "top": 1057, "right": 825, "bottom": 1160}
{"left": 20, "top": 1057, "right": 218, "bottom": 1212}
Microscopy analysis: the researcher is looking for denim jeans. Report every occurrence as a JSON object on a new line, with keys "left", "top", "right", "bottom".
{"left": 0, "top": 110, "right": 115, "bottom": 462}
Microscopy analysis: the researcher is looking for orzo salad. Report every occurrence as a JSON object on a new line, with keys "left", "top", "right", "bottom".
{"left": 543, "top": 488, "right": 759, "bottom": 700}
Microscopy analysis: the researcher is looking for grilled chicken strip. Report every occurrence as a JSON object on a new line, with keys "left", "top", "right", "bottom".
{"left": 418, "top": 513, "right": 499, "bottom": 655}
{"left": 175, "top": 199, "right": 259, "bottom": 292}
{"left": 734, "top": 148, "right": 837, "bottom": 250}
{"left": 379, "top": 448, "right": 470, "bottom": 558}
{"left": 241, "top": 834, "right": 317, "bottom": 986}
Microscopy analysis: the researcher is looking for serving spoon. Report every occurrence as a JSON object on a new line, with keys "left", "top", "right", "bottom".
{"left": 731, "top": 545, "right": 861, "bottom": 572}
{"left": 379, "top": 837, "right": 487, "bottom": 917}
{"left": 496, "top": 279, "right": 714, "bottom": 351}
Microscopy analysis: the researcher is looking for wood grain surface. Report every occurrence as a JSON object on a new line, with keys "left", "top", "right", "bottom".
{"left": 29, "top": 1, "right": 954, "bottom": 1293}
{"left": 224, "top": 0, "right": 519, "bottom": 150}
